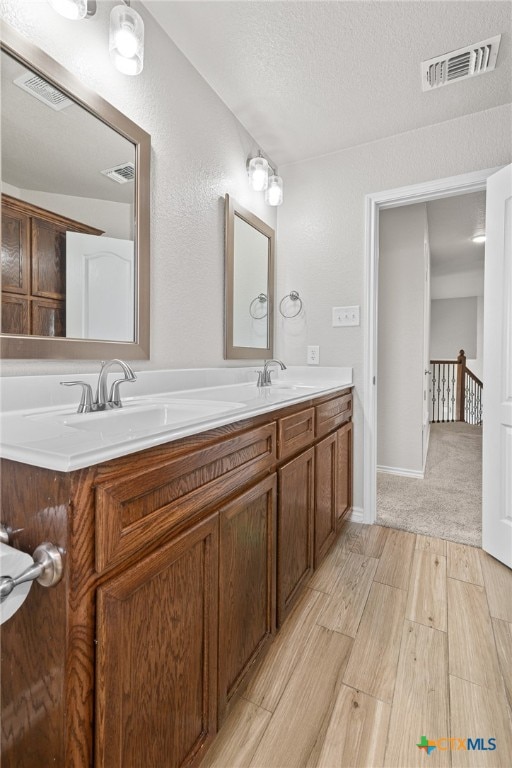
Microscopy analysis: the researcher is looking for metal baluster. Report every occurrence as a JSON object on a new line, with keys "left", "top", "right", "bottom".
{"left": 436, "top": 364, "right": 441, "bottom": 423}
{"left": 451, "top": 365, "right": 456, "bottom": 421}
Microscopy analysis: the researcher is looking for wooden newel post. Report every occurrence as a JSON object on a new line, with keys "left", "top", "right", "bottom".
{"left": 456, "top": 349, "right": 466, "bottom": 422}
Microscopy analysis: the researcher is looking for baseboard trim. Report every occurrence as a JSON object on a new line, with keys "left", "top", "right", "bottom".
{"left": 348, "top": 506, "right": 364, "bottom": 522}
{"left": 377, "top": 465, "right": 425, "bottom": 480}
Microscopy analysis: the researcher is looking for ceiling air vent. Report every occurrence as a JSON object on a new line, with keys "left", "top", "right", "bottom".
{"left": 100, "top": 162, "right": 136, "bottom": 184}
{"left": 421, "top": 34, "right": 501, "bottom": 91}
{"left": 13, "top": 72, "right": 73, "bottom": 111}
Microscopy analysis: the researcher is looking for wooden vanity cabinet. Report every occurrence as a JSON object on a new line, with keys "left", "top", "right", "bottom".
{"left": 0, "top": 387, "right": 352, "bottom": 768}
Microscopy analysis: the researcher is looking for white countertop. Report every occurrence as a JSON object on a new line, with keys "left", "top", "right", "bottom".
{"left": 0, "top": 367, "right": 352, "bottom": 472}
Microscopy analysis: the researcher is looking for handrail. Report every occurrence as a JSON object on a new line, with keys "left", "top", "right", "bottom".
{"left": 429, "top": 349, "right": 483, "bottom": 425}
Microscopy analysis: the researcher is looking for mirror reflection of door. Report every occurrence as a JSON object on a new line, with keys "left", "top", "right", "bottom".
{"left": 66, "top": 233, "right": 135, "bottom": 342}
{"left": 233, "top": 215, "right": 270, "bottom": 349}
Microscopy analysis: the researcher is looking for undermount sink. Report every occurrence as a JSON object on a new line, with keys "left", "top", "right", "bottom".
{"left": 26, "top": 399, "right": 244, "bottom": 436}
{"left": 269, "top": 382, "right": 318, "bottom": 391}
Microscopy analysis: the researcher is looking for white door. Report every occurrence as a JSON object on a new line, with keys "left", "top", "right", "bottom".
{"left": 66, "top": 232, "right": 135, "bottom": 342}
{"left": 482, "top": 164, "right": 512, "bottom": 567}
{"left": 422, "top": 236, "right": 431, "bottom": 468}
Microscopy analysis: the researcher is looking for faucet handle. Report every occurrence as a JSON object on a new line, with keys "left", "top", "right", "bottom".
{"left": 60, "top": 381, "right": 93, "bottom": 413}
{"left": 108, "top": 377, "right": 135, "bottom": 408}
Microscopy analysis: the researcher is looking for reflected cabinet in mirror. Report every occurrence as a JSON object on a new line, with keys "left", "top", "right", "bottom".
{"left": 225, "top": 194, "right": 274, "bottom": 359}
{"left": 0, "top": 24, "right": 150, "bottom": 359}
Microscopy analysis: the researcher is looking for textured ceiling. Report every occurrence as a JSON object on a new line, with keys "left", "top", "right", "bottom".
{"left": 143, "top": 0, "right": 512, "bottom": 166}
{"left": 1, "top": 51, "right": 135, "bottom": 203}
{"left": 427, "top": 191, "right": 486, "bottom": 277}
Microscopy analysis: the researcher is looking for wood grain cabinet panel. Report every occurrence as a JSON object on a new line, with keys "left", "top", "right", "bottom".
{"left": 95, "top": 513, "right": 219, "bottom": 768}
{"left": 314, "top": 433, "right": 337, "bottom": 567}
{"left": 1, "top": 294, "right": 30, "bottom": 335}
{"left": 277, "top": 407, "right": 315, "bottom": 460}
{"left": 316, "top": 393, "right": 352, "bottom": 438}
{"left": 218, "top": 475, "right": 277, "bottom": 722}
{"left": 277, "top": 448, "right": 315, "bottom": 625}
{"left": 31, "top": 298, "right": 66, "bottom": 338}
{"left": 95, "top": 424, "right": 276, "bottom": 573}
{"left": 336, "top": 421, "right": 353, "bottom": 527}
{"left": 31, "top": 218, "right": 67, "bottom": 299}
{"left": 1, "top": 206, "right": 30, "bottom": 294}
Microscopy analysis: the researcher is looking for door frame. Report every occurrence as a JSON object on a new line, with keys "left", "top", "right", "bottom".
{"left": 363, "top": 166, "right": 503, "bottom": 525}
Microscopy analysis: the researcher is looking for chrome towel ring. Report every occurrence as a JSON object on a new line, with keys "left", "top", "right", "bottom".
{"left": 249, "top": 293, "right": 268, "bottom": 319}
{"left": 279, "top": 290, "right": 302, "bottom": 318}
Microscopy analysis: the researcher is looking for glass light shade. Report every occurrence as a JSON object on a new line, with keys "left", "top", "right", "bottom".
{"left": 248, "top": 156, "right": 269, "bottom": 191}
{"left": 109, "top": 5, "right": 144, "bottom": 76}
{"left": 265, "top": 175, "right": 283, "bottom": 206}
{"left": 48, "top": 0, "right": 87, "bottom": 20}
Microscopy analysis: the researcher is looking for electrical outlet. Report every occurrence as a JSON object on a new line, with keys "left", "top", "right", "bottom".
{"left": 307, "top": 345, "right": 319, "bottom": 365}
{"left": 332, "top": 305, "right": 360, "bottom": 327}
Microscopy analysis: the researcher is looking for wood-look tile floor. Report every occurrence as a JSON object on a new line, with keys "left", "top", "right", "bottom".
{"left": 201, "top": 523, "right": 512, "bottom": 768}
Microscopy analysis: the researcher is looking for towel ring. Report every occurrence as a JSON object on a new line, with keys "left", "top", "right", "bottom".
{"left": 249, "top": 293, "right": 268, "bottom": 319}
{"left": 279, "top": 291, "right": 302, "bottom": 318}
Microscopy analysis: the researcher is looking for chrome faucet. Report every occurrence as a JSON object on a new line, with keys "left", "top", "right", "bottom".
{"left": 61, "top": 359, "right": 136, "bottom": 413}
{"left": 257, "top": 359, "right": 287, "bottom": 387}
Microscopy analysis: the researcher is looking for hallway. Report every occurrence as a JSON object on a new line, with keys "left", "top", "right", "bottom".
{"left": 201, "top": 522, "right": 512, "bottom": 767}
{"left": 377, "top": 422, "right": 482, "bottom": 547}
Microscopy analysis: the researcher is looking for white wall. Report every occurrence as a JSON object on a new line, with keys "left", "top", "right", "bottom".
{"left": 377, "top": 204, "right": 426, "bottom": 474}
{"left": 431, "top": 268, "right": 484, "bottom": 299}
{"left": 0, "top": 0, "right": 277, "bottom": 375}
{"left": 431, "top": 297, "right": 478, "bottom": 359}
{"left": 276, "top": 104, "right": 511, "bottom": 510}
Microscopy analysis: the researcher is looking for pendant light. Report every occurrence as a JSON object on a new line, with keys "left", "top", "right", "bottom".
{"left": 109, "top": 1, "right": 145, "bottom": 76}
{"left": 248, "top": 154, "right": 269, "bottom": 192}
{"left": 265, "top": 174, "right": 284, "bottom": 206}
{"left": 47, "top": 0, "right": 88, "bottom": 20}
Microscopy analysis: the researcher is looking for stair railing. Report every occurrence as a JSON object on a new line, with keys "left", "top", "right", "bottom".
{"left": 430, "top": 349, "right": 483, "bottom": 425}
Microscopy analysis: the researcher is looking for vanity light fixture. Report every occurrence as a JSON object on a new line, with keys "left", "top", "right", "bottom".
{"left": 265, "top": 174, "right": 284, "bottom": 206}
{"left": 109, "top": 1, "right": 145, "bottom": 76}
{"left": 248, "top": 153, "right": 269, "bottom": 192}
{"left": 47, "top": 0, "right": 94, "bottom": 20}
{"left": 471, "top": 233, "right": 486, "bottom": 243}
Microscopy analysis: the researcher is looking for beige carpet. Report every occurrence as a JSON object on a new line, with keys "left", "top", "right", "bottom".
{"left": 377, "top": 422, "right": 482, "bottom": 547}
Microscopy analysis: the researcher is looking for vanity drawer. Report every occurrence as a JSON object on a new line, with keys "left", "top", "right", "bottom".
{"left": 277, "top": 407, "right": 315, "bottom": 461}
{"left": 316, "top": 393, "right": 352, "bottom": 438}
{"left": 95, "top": 423, "right": 276, "bottom": 572}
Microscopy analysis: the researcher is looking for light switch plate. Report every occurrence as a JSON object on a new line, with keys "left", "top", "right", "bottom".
{"left": 332, "top": 306, "right": 360, "bottom": 327}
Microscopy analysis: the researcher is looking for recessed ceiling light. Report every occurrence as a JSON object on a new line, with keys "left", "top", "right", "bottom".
{"left": 472, "top": 234, "right": 486, "bottom": 244}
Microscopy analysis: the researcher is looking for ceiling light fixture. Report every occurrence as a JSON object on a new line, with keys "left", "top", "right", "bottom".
{"left": 109, "top": 1, "right": 145, "bottom": 76}
{"left": 472, "top": 234, "right": 486, "bottom": 243}
{"left": 265, "top": 174, "right": 284, "bottom": 207}
{"left": 47, "top": 0, "right": 92, "bottom": 20}
{"left": 248, "top": 154, "right": 269, "bottom": 192}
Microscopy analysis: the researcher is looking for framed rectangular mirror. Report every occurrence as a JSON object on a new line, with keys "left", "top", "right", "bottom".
{"left": 224, "top": 194, "right": 275, "bottom": 360}
{"left": 0, "top": 24, "right": 150, "bottom": 359}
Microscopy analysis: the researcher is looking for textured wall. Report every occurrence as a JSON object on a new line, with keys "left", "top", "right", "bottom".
{"left": 0, "top": 0, "right": 277, "bottom": 375}
{"left": 276, "top": 104, "right": 512, "bottom": 508}
{"left": 431, "top": 297, "right": 478, "bottom": 360}
{"left": 378, "top": 204, "right": 427, "bottom": 474}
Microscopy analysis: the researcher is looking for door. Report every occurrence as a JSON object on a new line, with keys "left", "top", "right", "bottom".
{"left": 218, "top": 476, "right": 276, "bottom": 722}
{"left": 277, "top": 448, "right": 315, "bottom": 625}
{"left": 336, "top": 421, "right": 353, "bottom": 527}
{"left": 482, "top": 164, "right": 512, "bottom": 567}
{"left": 95, "top": 514, "right": 219, "bottom": 768}
{"left": 314, "top": 433, "right": 337, "bottom": 566}
{"left": 422, "top": 233, "right": 431, "bottom": 466}
{"left": 65, "top": 232, "right": 134, "bottom": 341}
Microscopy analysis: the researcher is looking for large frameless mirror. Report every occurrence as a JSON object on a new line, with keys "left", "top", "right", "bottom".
{"left": 224, "top": 194, "right": 275, "bottom": 359}
{"left": 0, "top": 24, "right": 150, "bottom": 359}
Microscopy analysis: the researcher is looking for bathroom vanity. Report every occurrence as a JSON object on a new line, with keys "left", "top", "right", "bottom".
{"left": 0, "top": 369, "right": 353, "bottom": 768}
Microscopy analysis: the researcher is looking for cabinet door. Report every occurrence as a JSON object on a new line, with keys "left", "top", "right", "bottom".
{"left": 1, "top": 206, "right": 30, "bottom": 294}
{"left": 218, "top": 475, "right": 276, "bottom": 723}
{"left": 336, "top": 421, "right": 353, "bottom": 528}
{"left": 277, "top": 448, "right": 314, "bottom": 625}
{"left": 95, "top": 514, "right": 218, "bottom": 768}
{"left": 314, "top": 432, "right": 337, "bottom": 567}
{"left": 31, "top": 217, "right": 67, "bottom": 299}
{"left": 1, "top": 293, "right": 30, "bottom": 334}
{"left": 32, "top": 298, "right": 66, "bottom": 337}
